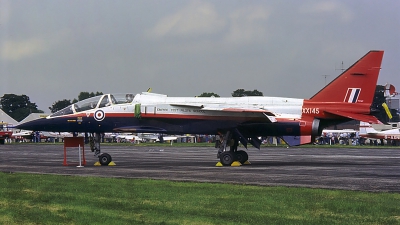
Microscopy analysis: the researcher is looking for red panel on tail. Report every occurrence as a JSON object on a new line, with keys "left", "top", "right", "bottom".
{"left": 310, "top": 50, "right": 384, "bottom": 104}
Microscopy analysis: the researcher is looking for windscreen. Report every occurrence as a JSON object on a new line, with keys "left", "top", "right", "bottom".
{"left": 49, "top": 93, "right": 135, "bottom": 117}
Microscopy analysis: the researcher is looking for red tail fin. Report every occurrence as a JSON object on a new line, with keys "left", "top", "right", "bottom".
{"left": 310, "top": 50, "right": 384, "bottom": 103}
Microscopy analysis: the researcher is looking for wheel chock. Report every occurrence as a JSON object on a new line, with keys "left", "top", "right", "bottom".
{"left": 94, "top": 161, "right": 116, "bottom": 166}
{"left": 216, "top": 162, "right": 224, "bottom": 167}
{"left": 216, "top": 161, "right": 243, "bottom": 166}
{"left": 243, "top": 160, "right": 251, "bottom": 165}
{"left": 231, "top": 161, "right": 242, "bottom": 166}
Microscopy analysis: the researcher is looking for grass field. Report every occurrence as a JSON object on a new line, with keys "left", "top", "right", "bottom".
{"left": 1, "top": 172, "right": 399, "bottom": 225}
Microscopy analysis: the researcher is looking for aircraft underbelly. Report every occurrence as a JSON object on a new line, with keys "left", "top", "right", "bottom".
{"left": 137, "top": 118, "right": 239, "bottom": 134}
{"left": 238, "top": 122, "right": 301, "bottom": 136}
{"left": 18, "top": 113, "right": 305, "bottom": 138}
{"left": 134, "top": 118, "right": 303, "bottom": 136}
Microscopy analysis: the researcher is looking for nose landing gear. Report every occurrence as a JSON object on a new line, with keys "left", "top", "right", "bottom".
{"left": 90, "top": 132, "right": 113, "bottom": 166}
{"left": 99, "top": 153, "right": 112, "bottom": 166}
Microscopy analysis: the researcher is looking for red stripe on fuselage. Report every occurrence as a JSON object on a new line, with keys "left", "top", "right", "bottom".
{"left": 301, "top": 100, "right": 371, "bottom": 119}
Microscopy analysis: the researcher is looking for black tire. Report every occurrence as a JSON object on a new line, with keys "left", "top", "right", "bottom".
{"left": 99, "top": 153, "right": 112, "bottom": 166}
{"left": 220, "top": 152, "right": 235, "bottom": 166}
{"left": 235, "top": 150, "right": 248, "bottom": 164}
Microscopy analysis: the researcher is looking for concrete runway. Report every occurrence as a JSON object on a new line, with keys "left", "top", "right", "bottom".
{"left": 0, "top": 144, "right": 399, "bottom": 192}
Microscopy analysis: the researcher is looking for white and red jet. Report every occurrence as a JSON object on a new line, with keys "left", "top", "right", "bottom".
{"left": 18, "top": 50, "right": 385, "bottom": 165}
{"left": 359, "top": 121, "right": 400, "bottom": 145}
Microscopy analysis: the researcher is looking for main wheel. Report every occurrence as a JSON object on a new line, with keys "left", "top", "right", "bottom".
{"left": 220, "top": 152, "right": 235, "bottom": 166}
{"left": 99, "top": 153, "right": 112, "bottom": 166}
{"left": 235, "top": 150, "right": 248, "bottom": 164}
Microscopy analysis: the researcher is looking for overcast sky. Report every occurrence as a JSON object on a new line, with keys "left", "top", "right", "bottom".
{"left": 1, "top": 0, "right": 399, "bottom": 113}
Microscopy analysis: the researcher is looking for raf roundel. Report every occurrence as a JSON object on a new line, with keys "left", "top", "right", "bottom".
{"left": 94, "top": 110, "right": 105, "bottom": 121}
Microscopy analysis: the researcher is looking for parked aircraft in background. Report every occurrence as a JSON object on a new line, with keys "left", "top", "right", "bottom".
{"left": 138, "top": 133, "right": 178, "bottom": 143}
{"left": 12, "top": 130, "right": 72, "bottom": 142}
{"left": 359, "top": 121, "right": 400, "bottom": 145}
{"left": 104, "top": 133, "right": 143, "bottom": 143}
{"left": 17, "top": 50, "right": 384, "bottom": 165}
{"left": 104, "top": 133, "right": 178, "bottom": 143}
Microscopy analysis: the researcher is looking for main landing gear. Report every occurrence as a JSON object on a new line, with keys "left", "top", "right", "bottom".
{"left": 217, "top": 131, "right": 249, "bottom": 166}
{"left": 89, "top": 133, "right": 112, "bottom": 166}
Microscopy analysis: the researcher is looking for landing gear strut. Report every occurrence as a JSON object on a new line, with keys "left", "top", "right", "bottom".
{"left": 89, "top": 133, "right": 112, "bottom": 166}
{"left": 217, "top": 131, "right": 249, "bottom": 166}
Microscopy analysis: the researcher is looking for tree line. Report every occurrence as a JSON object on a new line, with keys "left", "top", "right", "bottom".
{"left": 0, "top": 92, "right": 103, "bottom": 122}
{"left": 1, "top": 87, "right": 398, "bottom": 123}
{"left": 48, "top": 92, "right": 103, "bottom": 113}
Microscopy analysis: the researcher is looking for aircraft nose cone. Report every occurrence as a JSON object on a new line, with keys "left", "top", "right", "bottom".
{"left": 17, "top": 118, "right": 50, "bottom": 131}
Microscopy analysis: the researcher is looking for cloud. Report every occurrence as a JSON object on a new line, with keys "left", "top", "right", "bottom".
{"left": 147, "top": 2, "right": 272, "bottom": 51}
{"left": 299, "top": 1, "right": 353, "bottom": 22}
{"left": 1, "top": 29, "right": 71, "bottom": 61}
{"left": 147, "top": 1, "right": 225, "bottom": 38}
{"left": 1, "top": 38, "right": 49, "bottom": 61}
{"left": 224, "top": 6, "right": 271, "bottom": 45}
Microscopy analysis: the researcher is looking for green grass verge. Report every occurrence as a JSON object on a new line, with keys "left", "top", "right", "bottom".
{"left": 0, "top": 173, "right": 399, "bottom": 225}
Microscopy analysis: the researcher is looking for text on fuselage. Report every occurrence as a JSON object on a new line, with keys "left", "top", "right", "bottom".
{"left": 302, "top": 108, "right": 320, "bottom": 114}
{"left": 385, "top": 135, "right": 400, "bottom": 140}
{"left": 157, "top": 108, "right": 205, "bottom": 113}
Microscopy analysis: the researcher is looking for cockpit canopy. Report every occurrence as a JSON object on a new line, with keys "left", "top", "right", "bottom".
{"left": 50, "top": 93, "right": 135, "bottom": 117}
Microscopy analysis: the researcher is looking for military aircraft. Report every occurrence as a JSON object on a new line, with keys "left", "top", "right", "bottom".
{"left": 359, "top": 121, "right": 400, "bottom": 145}
{"left": 17, "top": 50, "right": 384, "bottom": 166}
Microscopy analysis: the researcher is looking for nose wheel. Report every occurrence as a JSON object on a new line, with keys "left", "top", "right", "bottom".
{"left": 99, "top": 153, "right": 112, "bottom": 166}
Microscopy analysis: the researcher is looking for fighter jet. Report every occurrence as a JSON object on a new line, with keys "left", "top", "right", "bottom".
{"left": 17, "top": 50, "right": 385, "bottom": 166}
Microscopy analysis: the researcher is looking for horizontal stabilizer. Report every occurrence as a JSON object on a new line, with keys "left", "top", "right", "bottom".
{"left": 324, "top": 110, "right": 382, "bottom": 124}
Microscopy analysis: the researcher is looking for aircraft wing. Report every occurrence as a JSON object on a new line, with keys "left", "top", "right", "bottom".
{"left": 203, "top": 107, "right": 273, "bottom": 114}
{"left": 324, "top": 110, "right": 382, "bottom": 124}
{"left": 170, "top": 103, "right": 205, "bottom": 108}
{"left": 170, "top": 103, "right": 277, "bottom": 122}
